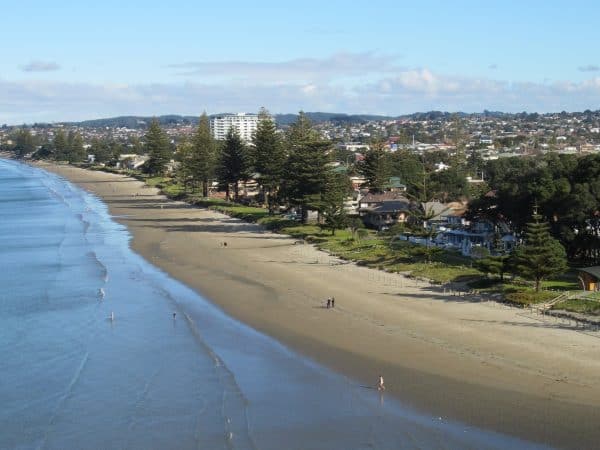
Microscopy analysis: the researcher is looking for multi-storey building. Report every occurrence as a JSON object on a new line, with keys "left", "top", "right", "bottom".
{"left": 210, "top": 113, "right": 259, "bottom": 142}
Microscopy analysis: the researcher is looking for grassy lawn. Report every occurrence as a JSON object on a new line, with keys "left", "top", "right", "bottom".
{"left": 467, "top": 278, "right": 574, "bottom": 306}
{"left": 503, "top": 289, "right": 557, "bottom": 306}
{"left": 541, "top": 271, "right": 580, "bottom": 291}
{"left": 552, "top": 298, "right": 600, "bottom": 315}
{"left": 589, "top": 291, "right": 600, "bottom": 300}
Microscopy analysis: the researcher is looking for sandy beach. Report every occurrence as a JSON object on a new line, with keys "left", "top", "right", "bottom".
{"left": 36, "top": 163, "right": 600, "bottom": 449}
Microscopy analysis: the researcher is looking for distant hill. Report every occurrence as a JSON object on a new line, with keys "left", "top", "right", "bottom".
{"left": 65, "top": 115, "right": 199, "bottom": 129}
{"left": 274, "top": 112, "right": 394, "bottom": 126}
{"left": 62, "top": 112, "right": 396, "bottom": 129}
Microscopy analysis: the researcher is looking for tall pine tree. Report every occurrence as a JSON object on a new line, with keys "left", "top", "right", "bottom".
{"left": 66, "top": 131, "right": 86, "bottom": 163}
{"left": 320, "top": 171, "right": 350, "bottom": 235}
{"left": 360, "top": 141, "right": 390, "bottom": 193}
{"left": 53, "top": 129, "right": 68, "bottom": 161}
{"left": 13, "top": 128, "right": 36, "bottom": 158}
{"left": 175, "top": 139, "right": 195, "bottom": 191}
{"left": 283, "top": 113, "right": 332, "bottom": 223}
{"left": 217, "top": 128, "right": 250, "bottom": 201}
{"left": 515, "top": 208, "right": 567, "bottom": 291}
{"left": 144, "top": 119, "right": 171, "bottom": 176}
{"left": 192, "top": 113, "right": 217, "bottom": 197}
{"left": 253, "top": 108, "right": 285, "bottom": 213}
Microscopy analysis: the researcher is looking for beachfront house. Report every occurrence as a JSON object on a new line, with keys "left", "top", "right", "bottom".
{"left": 116, "top": 154, "right": 149, "bottom": 170}
{"left": 358, "top": 192, "right": 414, "bottom": 230}
{"left": 435, "top": 219, "right": 516, "bottom": 256}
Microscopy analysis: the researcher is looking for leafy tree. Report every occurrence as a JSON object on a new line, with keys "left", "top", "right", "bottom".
{"left": 388, "top": 149, "right": 427, "bottom": 200}
{"left": 216, "top": 128, "right": 250, "bottom": 201}
{"left": 428, "top": 166, "right": 469, "bottom": 201}
{"left": 412, "top": 202, "right": 447, "bottom": 263}
{"left": 349, "top": 217, "right": 365, "bottom": 240}
{"left": 191, "top": 113, "right": 217, "bottom": 197}
{"left": 514, "top": 210, "right": 568, "bottom": 291}
{"left": 253, "top": 108, "right": 285, "bottom": 213}
{"left": 356, "top": 228, "right": 369, "bottom": 241}
{"left": 360, "top": 141, "right": 390, "bottom": 192}
{"left": 144, "top": 119, "right": 171, "bottom": 175}
{"left": 475, "top": 255, "right": 510, "bottom": 282}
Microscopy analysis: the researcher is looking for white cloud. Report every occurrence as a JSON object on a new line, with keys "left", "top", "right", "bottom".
{"left": 4, "top": 63, "right": 600, "bottom": 123}
{"left": 168, "top": 52, "right": 402, "bottom": 84}
{"left": 20, "top": 61, "right": 61, "bottom": 72}
{"left": 578, "top": 64, "right": 600, "bottom": 72}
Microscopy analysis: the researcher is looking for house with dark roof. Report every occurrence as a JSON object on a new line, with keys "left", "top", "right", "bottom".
{"left": 358, "top": 192, "right": 414, "bottom": 230}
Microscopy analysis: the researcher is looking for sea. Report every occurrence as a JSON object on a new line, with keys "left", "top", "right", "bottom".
{"left": 0, "top": 158, "right": 550, "bottom": 450}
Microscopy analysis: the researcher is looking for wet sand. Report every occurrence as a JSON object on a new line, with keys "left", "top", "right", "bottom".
{"left": 37, "top": 163, "right": 600, "bottom": 449}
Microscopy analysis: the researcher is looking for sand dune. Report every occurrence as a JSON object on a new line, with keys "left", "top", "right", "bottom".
{"left": 39, "top": 162, "right": 600, "bottom": 449}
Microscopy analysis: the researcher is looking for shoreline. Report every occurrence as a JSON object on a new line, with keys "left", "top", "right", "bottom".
{"left": 23, "top": 161, "right": 600, "bottom": 449}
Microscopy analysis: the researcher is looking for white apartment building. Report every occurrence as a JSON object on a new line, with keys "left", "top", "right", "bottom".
{"left": 210, "top": 113, "right": 259, "bottom": 142}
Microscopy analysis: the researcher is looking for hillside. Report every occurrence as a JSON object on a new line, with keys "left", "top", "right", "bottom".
{"left": 62, "top": 112, "right": 395, "bottom": 129}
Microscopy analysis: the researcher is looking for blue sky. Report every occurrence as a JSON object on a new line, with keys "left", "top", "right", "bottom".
{"left": 2, "top": 1, "right": 600, "bottom": 123}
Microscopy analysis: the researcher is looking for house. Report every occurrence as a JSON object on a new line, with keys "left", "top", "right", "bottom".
{"left": 434, "top": 162, "right": 450, "bottom": 172}
{"left": 358, "top": 192, "right": 413, "bottom": 230}
{"left": 436, "top": 218, "right": 516, "bottom": 256}
{"left": 383, "top": 176, "right": 407, "bottom": 192}
{"left": 422, "top": 201, "right": 468, "bottom": 230}
{"left": 117, "top": 154, "right": 149, "bottom": 170}
{"left": 578, "top": 267, "right": 600, "bottom": 291}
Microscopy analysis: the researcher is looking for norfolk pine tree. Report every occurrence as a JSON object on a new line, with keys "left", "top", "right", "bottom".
{"left": 175, "top": 139, "right": 195, "bottom": 192}
{"left": 320, "top": 171, "right": 350, "bottom": 235}
{"left": 144, "top": 119, "right": 171, "bottom": 176}
{"left": 192, "top": 113, "right": 217, "bottom": 197}
{"left": 360, "top": 141, "right": 390, "bottom": 192}
{"left": 217, "top": 128, "right": 250, "bottom": 201}
{"left": 53, "top": 129, "right": 68, "bottom": 161}
{"left": 283, "top": 113, "right": 332, "bottom": 223}
{"left": 515, "top": 209, "right": 567, "bottom": 292}
{"left": 66, "top": 131, "right": 86, "bottom": 163}
{"left": 253, "top": 108, "right": 285, "bottom": 213}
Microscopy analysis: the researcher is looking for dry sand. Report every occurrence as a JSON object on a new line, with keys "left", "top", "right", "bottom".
{"left": 37, "top": 163, "right": 600, "bottom": 449}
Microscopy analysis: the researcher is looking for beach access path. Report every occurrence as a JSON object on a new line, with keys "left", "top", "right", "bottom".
{"left": 38, "top": 162, "right": 600, "bottom": 450}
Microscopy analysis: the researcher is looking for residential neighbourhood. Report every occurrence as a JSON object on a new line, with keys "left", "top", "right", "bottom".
{"left": 3, "top": 109, "right": 600, "bottom": 264}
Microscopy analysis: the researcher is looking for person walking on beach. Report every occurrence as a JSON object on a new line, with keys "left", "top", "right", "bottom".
{"left": 326, "top": 297, "right": 331, "bottom": 309}
{"left": 377, "top": 374, "right": 385, "bottom": 391}
{"left": 331, "top": 297, "right": 335, "bottom": 308}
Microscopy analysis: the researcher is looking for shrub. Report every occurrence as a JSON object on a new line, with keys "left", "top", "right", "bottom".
{"left": 504, "top": 290, "right": 555, "bottom": 306}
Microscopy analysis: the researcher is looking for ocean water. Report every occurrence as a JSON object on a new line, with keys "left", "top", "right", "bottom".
{"left": 0, "top": 158, "right": 550, "bottom": 450}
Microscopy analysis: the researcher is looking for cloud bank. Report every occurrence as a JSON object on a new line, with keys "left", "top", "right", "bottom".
{"left": 20, "top": 60, "right": 61, "bottom": 72}
{"left": 578, "top": 64, "right": 600, "bottom": 72}
{"left": 3, "top": 53, "right": 600, "bottom": 123}
{"left": 168, "top": 52, "right": 402, "bottom": 83}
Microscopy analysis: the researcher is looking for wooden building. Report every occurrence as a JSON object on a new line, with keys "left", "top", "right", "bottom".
{"left": 578, "top": 266, "right": 600, "bottom": 291}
